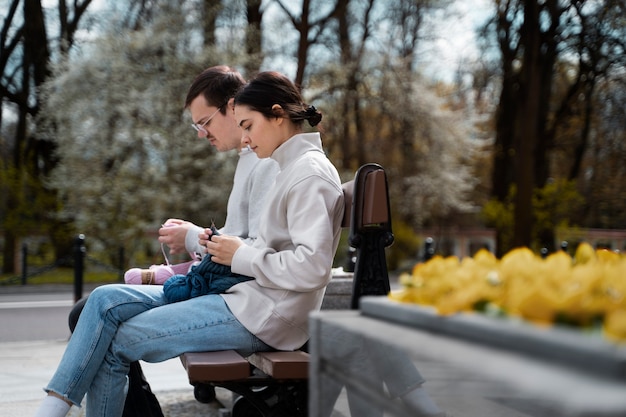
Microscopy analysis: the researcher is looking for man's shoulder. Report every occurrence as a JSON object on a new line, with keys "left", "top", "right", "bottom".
{"left": 253, "top": 157, "right": 279, "bottom": 175}
{"left": 237, "top": 151, "right": 277, "bottom": 174}
{"left": 244, "top": 157, "right": 279, "bottom": 191}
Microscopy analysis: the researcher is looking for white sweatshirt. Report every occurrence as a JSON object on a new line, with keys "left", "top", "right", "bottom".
{"left": 224, "top": 132, "right": 344, "bottom": 350}
{"left": 184, "top": 147, "right": 279, "bottom": 254}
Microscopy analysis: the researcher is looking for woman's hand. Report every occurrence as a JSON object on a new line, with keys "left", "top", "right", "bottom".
{"left": 206, "top": 234, "right": 243, "bottom": 266}
{"left": 197, "top": 227, "right": 216, "bottom": 251}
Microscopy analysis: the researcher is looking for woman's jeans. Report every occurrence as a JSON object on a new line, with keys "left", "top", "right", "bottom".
{"left": 45, "top": 284, "right": 271, "bottom": 417}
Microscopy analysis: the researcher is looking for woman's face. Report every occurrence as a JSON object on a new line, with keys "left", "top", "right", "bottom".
{"left": 235, "top": 105, "right": 284, "bottom": 158}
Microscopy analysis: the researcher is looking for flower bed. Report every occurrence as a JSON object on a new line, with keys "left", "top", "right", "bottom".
{"left": 388, "top": 243, "right": 626, "bottom": 343}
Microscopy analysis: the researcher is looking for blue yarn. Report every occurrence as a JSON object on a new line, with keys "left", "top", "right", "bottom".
{"left": 162, "top": 227, "right": 253, "bottom": 303}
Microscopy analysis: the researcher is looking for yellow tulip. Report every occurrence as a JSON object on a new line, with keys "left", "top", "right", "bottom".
{"left": 574, "top": 242, "right": 596, "bottom": 265}
{"left": 604, "top": 309, "right": 626, "bottom": 343}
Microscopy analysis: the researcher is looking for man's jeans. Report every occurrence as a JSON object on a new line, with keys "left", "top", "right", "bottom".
{"left": 46, "top": 284, "right": 270, "bottom": 417}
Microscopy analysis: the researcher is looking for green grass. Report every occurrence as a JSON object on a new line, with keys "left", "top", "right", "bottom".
{"left": 1, "top": 267, "right": 121, "bottom": 286}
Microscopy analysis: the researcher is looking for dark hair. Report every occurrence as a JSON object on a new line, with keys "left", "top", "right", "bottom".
{"left": 234, "top": 71, "right": 322, "bottom": 127}
{"left": 184, "top": 65, "right": 246, "bottom": 112}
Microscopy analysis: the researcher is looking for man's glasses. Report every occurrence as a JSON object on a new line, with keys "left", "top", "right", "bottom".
{"left": 191, "top": 105, "right": 223, "bottom": 134}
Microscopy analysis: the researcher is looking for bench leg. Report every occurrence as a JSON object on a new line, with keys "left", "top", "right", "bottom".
{"left": 193, "top": 383, "right": 217, "bottom": 404}
{"left": 350, "top": 232, "right": 392, "bottom": 309}
{"left": 218, "top": 381, "right": 308, "bottom": 417}
{"left": 232, "top": 395, "right": 262, "bottom": 417}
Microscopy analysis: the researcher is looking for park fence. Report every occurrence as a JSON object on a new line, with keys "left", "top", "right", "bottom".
{"left": 0, "top": 235, "right": 125, "bottom": 301}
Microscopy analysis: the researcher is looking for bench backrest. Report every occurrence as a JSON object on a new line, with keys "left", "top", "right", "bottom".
{"left": 343, "top": 163, "right": 394, "bottom": 309}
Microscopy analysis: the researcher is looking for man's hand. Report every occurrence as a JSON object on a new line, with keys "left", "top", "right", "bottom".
{"left": 158, "top": 219, "right": 194, "bottom": 254}
{"left": 206, "top": 234, "right": 243, "bottom": 266}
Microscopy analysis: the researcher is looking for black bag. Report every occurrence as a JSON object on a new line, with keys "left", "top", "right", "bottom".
{"left": 122, "top": 362, "right": 164, "bottom": 417}
{"left": 69, "top": 297, "right": 165, "bottom": 417}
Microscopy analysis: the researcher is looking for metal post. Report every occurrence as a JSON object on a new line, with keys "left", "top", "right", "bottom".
{"left": 423, "top": 237, "right": 435, "bottom": 262}
{"left": 74, "top": 234, "right": 86, "bottom": 303}
{"left": 21, "top": 243, "right": 27, "bottom": 285}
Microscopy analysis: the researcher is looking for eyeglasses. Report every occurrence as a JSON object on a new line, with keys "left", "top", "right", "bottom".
{"left": 191, "top": 105, "right": 223, "bottom": 134}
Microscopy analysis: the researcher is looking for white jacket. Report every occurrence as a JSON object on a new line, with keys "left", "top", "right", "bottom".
{"left": 224, "top": 132, "right": 344, "bottom": 350}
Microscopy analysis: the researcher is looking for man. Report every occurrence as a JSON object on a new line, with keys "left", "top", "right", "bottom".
{"left": 64, "top": 65, "right": 278, "bottom": 417}
{"left": 158, "top": 65, "right": 277, "bottom": 257}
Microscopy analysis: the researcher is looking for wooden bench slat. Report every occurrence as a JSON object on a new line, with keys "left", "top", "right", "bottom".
{"left": 246, "top": 350, "right": 309, "bottom": 379}
{"left": 182, "top": 350, "right": 250, "bottom": 382}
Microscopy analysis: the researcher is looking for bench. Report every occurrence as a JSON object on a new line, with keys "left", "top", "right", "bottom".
{"left": 180, "top": 163, "right": 394, "bottom": 417}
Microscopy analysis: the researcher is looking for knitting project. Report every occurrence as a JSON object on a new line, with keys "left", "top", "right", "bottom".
{"left": 163, "top": 227, "right": 253, "bottom": 303}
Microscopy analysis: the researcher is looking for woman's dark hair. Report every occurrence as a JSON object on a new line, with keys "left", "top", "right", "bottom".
{"left": 234, "top": 71, "right": 322, "bottom": 127}
{"left": 184, "top": 65, "right": 246, "bottom": 113}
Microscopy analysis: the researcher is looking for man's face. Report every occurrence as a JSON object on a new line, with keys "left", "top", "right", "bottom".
{"left": 189, "top": 95, "right": 241, "bottom": 152}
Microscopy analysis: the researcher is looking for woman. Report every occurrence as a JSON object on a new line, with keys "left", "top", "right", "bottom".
{"left": 34, "top": 71, "right": 344, "bottom": 417}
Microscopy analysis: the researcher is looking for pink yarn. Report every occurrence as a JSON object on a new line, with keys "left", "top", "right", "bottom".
{"left": 124, "top": 260, "right": 197, "bottom": 285}
{"left": 124, "top": 222, "right": 201, "bottom": 285}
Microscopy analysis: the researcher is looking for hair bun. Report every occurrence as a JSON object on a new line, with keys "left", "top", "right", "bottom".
{"left": 305, "top": 105, "right": 322, "bottom": 127}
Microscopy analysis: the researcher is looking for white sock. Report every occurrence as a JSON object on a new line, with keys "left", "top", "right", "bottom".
{"left": 33, "top": 394, "right": 71, "bottom": 417}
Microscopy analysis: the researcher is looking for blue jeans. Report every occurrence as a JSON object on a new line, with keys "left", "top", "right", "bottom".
{"left": 45, "top": 284, "right": 271, "bottom": 417}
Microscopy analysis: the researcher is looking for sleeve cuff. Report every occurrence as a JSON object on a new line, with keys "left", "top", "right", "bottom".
{"left": 185, "top": 225, "right": 205, "bottom": 256}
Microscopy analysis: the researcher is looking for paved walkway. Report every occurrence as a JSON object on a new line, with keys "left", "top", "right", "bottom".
{"left": 0, "top": 283, "right": 229, "bottom": 415}
{"left": 0, "top": 338, "right": 233, "bottom": 416}
{"left": 0, "top": 280, "right": 368, "bottom": 416}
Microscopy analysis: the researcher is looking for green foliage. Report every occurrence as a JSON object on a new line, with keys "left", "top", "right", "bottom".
{"left": 0, "top": 161, "right": 57, "bottom": 236}
{"left": 386, "top": 218, "right": 421, "bottom": 271}
{"left": 0, "top": 268, "right": 120, "bottom": 285}
{"left": 533, "top": 178, "right": 584, "bottom": 235}
{"left": 482, "top": 180, "right": 584, "bottom": 252}
{"left": 332, "top": 229, "right": 353, "bottom": 270}
{"left": 482, "top": 187, "right": 515, "bottom": 252}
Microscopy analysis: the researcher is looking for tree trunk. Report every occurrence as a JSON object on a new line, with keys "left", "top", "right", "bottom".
{"left": 512, "top": 0, "right": 542, "bottom": 250}
{"left": 335, "top": 0, "right": 354, "bottom": 170}
{"left": 202, "top": 0, "right": 221, "bottom": 46}
{"left": 491, "top": 3, "right": 521, "bottom": 256}
{"left": 294, "top": 0, "right": 311, "bottom": 88}
{"left": 244, "top": 0, "right": 263, "bottom": 77}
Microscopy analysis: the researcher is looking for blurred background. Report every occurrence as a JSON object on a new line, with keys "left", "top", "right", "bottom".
{"left": 1, "top": 0, "right": 625, "bottom": 285}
